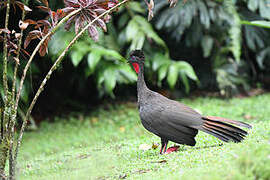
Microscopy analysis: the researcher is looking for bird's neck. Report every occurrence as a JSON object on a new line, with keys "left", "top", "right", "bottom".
{"left": 137, "top": 64, "right": 148, "bottom": 104}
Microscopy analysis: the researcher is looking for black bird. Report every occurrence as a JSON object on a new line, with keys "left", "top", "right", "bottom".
{"left": 128, "top": 50, "right": 252, "bottom": 154}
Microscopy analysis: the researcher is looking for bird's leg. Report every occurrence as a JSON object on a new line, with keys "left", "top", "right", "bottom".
{"left": 160, "top": 138, "right": 168, "bottom": 155}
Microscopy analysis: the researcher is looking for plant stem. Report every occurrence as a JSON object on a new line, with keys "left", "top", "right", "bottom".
{"left": 1, "top": 0, "right": 11, "bottom": 142}
{"left": 0, "top": 1, "right": 11, "bottom": 176}
{"left": 2, "top": 0, "right": 10, "bottom": 101}
{"left": 9, "top": 1, "right": 29, "bottom": 177}
{"left": 13, "top": 0, "right": 130, "bottom": 168}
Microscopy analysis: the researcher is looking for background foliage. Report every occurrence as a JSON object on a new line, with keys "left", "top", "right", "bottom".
{"left": 1, "top": 0, "right": 270, "bottom": 116}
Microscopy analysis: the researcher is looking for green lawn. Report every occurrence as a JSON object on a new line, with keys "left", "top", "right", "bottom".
{"left": 19, "top": 94, "right": 270, "bottom": 180}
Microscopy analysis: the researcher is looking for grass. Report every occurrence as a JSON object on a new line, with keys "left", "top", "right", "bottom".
{"left": 19, "top": 94, "right": 270, "bottom": 180}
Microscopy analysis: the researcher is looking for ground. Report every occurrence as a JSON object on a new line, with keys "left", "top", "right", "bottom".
{"left": 19, "top": 94, "right": 270, "bottom": 179}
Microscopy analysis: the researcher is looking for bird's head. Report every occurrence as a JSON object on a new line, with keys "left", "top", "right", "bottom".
{"left": 129, "top": 50, "right": 145, "bottom": 74}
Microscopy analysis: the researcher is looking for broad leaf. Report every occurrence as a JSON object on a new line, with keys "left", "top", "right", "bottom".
{"left": 91, "top": 46, "right": 125, "bottom": 62}
{"left": 201, "top": 35, "right": 214, "bottom": 58}
{"left": 167, "top": 64, "right": 178, "bottom": 89}
{"left": 179, "top": 72, "right": 190, "bottom": 93}
{"left": 153, "top": 53, "right": 170, "bottom": 71}
{"left": 176, "top": 61, "right": 198, "bottom": 81}
{"left": 242, "top": 20, "right": 270, "bottom": 29}
{"left": 104, "top": 68, "right": 116, "bottom": 97}
{"left": 87, "top": 52, "right": 101, "bottom": 73}
{"left": 158, "top": 64, "right": 168, "bottom": 83}
{"left": 247, "top": 0, "right": 258, "bottom": 12}
{"left": 71, "top": 50, "right": 84, "bottom": 67}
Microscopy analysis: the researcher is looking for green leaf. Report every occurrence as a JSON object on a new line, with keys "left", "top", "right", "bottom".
{"left": 116, "top": 65, "right": 137, "bottom": 84}
{"left": 70, "top": 41, "right": 91, "bottom": 67}
{"left": 91, "top": 46, "right": 126, "bottom": 62}
{"left": 118, "top": 65, "right": 137, "bottom": 83}
{"left": 97, "top": 70, "right": 105, "bottom": 88}
{"left": 133, "top": 16, "right": 168, "bottom": 53}
{"left": 201, "top": 35, "right": 214, "bottom": 58}
{"left": 104, "top": 68, "right": 116, "bottom": 96}
{"left": 179, "top": 72, "right": 190, "bottom": 93}
{"left": 167, "top": 64, "right": 178, "bottom": 89}
{"left": 259, "top": 0, "right": 270, "bottom": 19}
{"left": 241, "top": 20, "right": 270, "bottom": 29}
{"left": 71, "top": 50, "right": 84, "bottom": 67}
{"left": 87, "top": 52, "right": 101, "bottom": 73}
{"left": 126, "top": 20, "right": 139, "bottom": 42}
{"left": 247, "top": 0, "right": 258, "bottom": 12}
{"left": 256, "top": 47, "right": 270, "bottom": 69}
{"left": 153, "top": 53, "right": 170, "bottom": 71}
{"left": 158, "top": 64, "right": 168, "bottom": 83}
{"left": 175, "top": 61, "right": 198, "bottom": 81}
{"left": 118, "top": 13, "right": 129, "bottom": 29}
{"left": 130, "top": 31, "right": 145, "bottom": 50}
{"left": 197, "top": 0, "right": 210, "bottom": 29}
{"left": 128, "top": 2, "right": 145, "bottom": 13}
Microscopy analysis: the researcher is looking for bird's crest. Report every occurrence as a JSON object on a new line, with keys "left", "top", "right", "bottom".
{"left": 129, "top": 50, "right": 144, "bottom": 73}
{"left": 130, "top": 50, "right": 145, "bottom": 61}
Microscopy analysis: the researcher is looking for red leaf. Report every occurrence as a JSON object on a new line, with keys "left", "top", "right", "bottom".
{"left": 61, "top": 7, "right": 76, "bottom": 14}
{"left": 51, "top": 11, "right": 58, "bottom": 24}
{"left": 37, "top": 6, "right": 51, "bottom": 13}
{"left": 64, "top": 15, "right": 76, "bottom": 31}
{"left": 24, "top": 19, "right": 37, "bottom": 25}
{"left": 39, "top": 38, "right": 49, "bottom": 56}
{"left": 20, "top": 48, "right": 30, "bottom": 57}
{"left": 15, "top": 1, "right": 32, "bottom": 12}
{"left": 94, "top": 8, "right": 106, "bottom": 15}
{"left": 64, "top": 0, "right": 80, "bottom": 8}
{"left": 41, "top": 0, "right": 49, "bottom": 7}
{"left": 75, "top": 15, "right": 81, "bottom": 34}
{"left": 88, "top": 25, "right": 99, "bottom": 41}
{"left": 0, "top": 29, "right": 11, "bottom": 34}
{"left": 24, "top": 30, "right": 42, "bottom": 48}
{"left": 96, "top": 19, "right": 107, "bottom": 32}
{"left": 57, "top": 9, "right": 66, "bottom": 19}
{"left": 37, "top": 20, "right": 51, "bottom": 27}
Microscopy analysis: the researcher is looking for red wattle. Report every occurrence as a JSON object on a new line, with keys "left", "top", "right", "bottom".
{"left": 132, "top": 63, "right": 140, "bottom": 73}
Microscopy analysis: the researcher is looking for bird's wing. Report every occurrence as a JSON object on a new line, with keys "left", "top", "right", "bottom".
{"left": 139, "top": 93, "right": 201, "bottom": 145}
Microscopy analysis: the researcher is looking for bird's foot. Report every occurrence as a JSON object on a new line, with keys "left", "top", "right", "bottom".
{"left": 164, "top": 145, "right": 180, "bottom": 154}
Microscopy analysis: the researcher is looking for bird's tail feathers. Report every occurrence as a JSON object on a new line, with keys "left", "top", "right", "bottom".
{"left": 193, "top": 116, "right": 252, "bottom": 143}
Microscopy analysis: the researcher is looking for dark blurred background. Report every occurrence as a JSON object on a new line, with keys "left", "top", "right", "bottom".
{"left": 1, "top": 0, "right": 270, "bottom": 124}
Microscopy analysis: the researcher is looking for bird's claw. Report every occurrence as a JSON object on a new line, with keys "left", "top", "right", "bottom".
{"left": 164, "top": 145, "right": 180, "bottom": 154}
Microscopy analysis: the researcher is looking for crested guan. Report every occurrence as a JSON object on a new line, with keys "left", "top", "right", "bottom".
{"left": 128, "top": 50, "right": 252, "bottom": 154}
